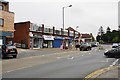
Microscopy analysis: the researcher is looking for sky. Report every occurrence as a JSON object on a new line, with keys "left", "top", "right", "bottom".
{"left": 6, "top": 0, "right": 119, "bottom": 37}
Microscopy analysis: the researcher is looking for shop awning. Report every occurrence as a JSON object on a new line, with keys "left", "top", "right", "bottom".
{"left": 64, "top": 37, "right": 70, "bottom": 39}
{"left": 54, "top": 37, "right": 64, "bottom": 40}
{"left": 0, "top": 31, "right": 13, "bottom": 37}
{"left": 44, "top": 35, "right": 54, "bottom": 40}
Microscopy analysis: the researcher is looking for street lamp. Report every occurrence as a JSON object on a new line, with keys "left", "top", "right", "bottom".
{"left": 62, "top": 5, "right": 72, "bottom": 35}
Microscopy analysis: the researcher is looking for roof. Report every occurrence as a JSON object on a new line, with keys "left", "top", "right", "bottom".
{"left": 0, "top": 0, "right": 9, "bottom": 3}
{"left": 66, "top": 27, "right": 77, "bottom": 32}
{"left": 14, "top": 21, "right": 31, "bottom": 24}
{"left": 81, "top": 34, "right": 92, "bottom": 38}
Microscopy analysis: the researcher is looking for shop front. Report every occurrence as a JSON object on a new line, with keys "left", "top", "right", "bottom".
{"left": 30, "top": 34, "right": 43, "bottom": 49}
{"left": 43, "top": 35, "right": 54, "bottom": 48}
{"left": 0, "top": 31, "right": 13, "bottom": 45}
{"left": 63, "top": 37, "right": 73, "bottom": 49}
{"left": 54, "top": 37, "right": 64, "bottom": 48}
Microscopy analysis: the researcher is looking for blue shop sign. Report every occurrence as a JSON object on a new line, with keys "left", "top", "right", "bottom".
{"left": 0, "top": 31, "right": 13, "bottom": 37}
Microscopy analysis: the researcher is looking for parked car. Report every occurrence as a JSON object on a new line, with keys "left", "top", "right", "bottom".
{"left": 90, "top": 42, "right": 99, "bottom": 47}
{"left": 118, "top": 43, "right": 120, "bottom": 46}
{"left": 112, "top": 43, "right": 118, "bottom": 48}
{"left": 79, "top": 43, "right": 92, "bottom": 51}
{"left": 0, "top": 45, "right": 18, "bottom": 59}
{"left": 104, "top": 47, "right": 120, "bottom": 58}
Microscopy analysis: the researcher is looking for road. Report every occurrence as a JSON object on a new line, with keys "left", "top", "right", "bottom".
{"left": 2, "top": 45, "right": 120, "bottom": 79}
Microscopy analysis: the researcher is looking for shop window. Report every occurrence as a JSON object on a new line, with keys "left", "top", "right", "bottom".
{"left": 0, "top": 18, "right": 3, "bottom": 27}
{"left": 0, "top": 5, "right": 3, "bottom": 10}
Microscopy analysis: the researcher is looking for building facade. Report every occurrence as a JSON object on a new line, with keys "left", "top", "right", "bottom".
{"left": 13, "top": 21, "right": 92, "bottom": 49}
{"left": 0, "top": 0, "right": 14, "bottom": 45}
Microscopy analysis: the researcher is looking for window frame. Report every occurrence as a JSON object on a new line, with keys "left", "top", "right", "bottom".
{"left": 0, "top": 18, "right": 4, "bottom": 27}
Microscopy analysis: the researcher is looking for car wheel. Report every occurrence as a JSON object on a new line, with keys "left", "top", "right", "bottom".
{"left": 80, "top": 48, "right": 82, "bottom": 51}
{"left": 90, "top": 48, "right": 91, "bottom": 50}
{"left": 13, "top": 55, "right": 17, "bottom": 58}
{"left": 86, "top": 48, "right": 89, "bottom": 51}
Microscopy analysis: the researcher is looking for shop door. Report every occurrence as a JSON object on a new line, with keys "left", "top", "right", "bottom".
{"left": 48, "top": 41, "right": 53, "bottom": 48}
{"left": 34, "top": 38, "right": 39, "bottom": 48}
{"left": 54, "top": 40, "right": 62, "bottom": 48}
{"left": 39, "top": 39, "right": 43, "bottom": 48}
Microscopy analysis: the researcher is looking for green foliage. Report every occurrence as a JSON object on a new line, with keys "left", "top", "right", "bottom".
{"left": 90, "top": 33, "right": 95, "bottom": 42}
{"left": 112, "top": 36, "right": 119, "bottom": 43}
{"left": 96, "top": 27, "right": 120, "bottom": 43}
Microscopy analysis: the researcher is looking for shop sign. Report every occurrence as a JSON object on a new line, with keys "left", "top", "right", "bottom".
{"left": 0, "top": 39, "right": 2, "bottom": 45}
{"left": 29, "top": 32, "right": 33, "bottom": 37}
{"left": 34, "top": 34, "right": 43, "bottom": 38}
{"left": 44, "top": 35, "right": 54, "bottom": 40}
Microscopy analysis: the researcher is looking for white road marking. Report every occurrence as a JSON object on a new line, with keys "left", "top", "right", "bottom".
{"left": 82, "top": 55, "right": 84, "bottom": 56}
{"left": 42, "top": 55, "right": 45, "bottom": 56}
{"left": 67, "top": 57, "right": 74, "bottom": 59}
{"left": 56, "top": 57, "right": 62, "bottom": 59}
{"left": 101, "top": 58, "right": 109, "bottom": 62}
{"left": 110, "top": 59, "right": 119, "bottom": 67}
{"left": 89, "top": 53, "right": 91, "bottom": 54}
{"left": 68, "top": 55, "right": 70, "bottom": 57}
{"left": 3, "top": 65, "right": 36, "bottom": 73}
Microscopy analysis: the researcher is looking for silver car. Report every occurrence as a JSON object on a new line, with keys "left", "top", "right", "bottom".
{"left": 112, "top": 43, "right": 118, "bottom": 48}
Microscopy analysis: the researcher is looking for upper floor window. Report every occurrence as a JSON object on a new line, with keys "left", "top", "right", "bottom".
{"left": 0, "top": 5, "right": 3, "bottom": 10}
{"left": 0, "top": 19, "right": 4, "bottom": 27}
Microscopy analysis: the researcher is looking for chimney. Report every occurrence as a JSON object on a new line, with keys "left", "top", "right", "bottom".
{"left": 53, "top": 26, "right": 55, "bottom": 34}
{"left": 61, "top": 28, "right": 63, "bottom": 35}
{"left": 42, "top": 24, "right": 44, "bottom": 33}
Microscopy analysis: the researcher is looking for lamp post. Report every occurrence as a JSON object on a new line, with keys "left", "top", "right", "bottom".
{"left": 62, "top": 5, "right": 72, "bottom": 35}
{"left": 62, "top": 5, "right": 72, "bottom": 49}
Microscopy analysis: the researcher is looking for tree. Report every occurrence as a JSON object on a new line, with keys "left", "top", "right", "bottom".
{"left": 90, "top": 33, "right": 95, "bottom": 42}
{"left": 112, "top": 36, "right": 119, "bottom": 43}
{"left": 106, "top": 27, "right": 111, "bottom": 33}
{"left": 96, "top": 26, "right": 105, "bottom": 43}
{"left": 98, "top": 26, "right": 105, "bottom": 36}
{"left": 118, "top": 25, "right": 120, "bottom": 31}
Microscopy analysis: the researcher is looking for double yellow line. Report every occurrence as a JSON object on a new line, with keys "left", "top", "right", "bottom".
{"left": 83, "top": 66, "right": 120, "bottom": 80}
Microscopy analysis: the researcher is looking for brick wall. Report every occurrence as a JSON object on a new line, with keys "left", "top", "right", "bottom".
{"left": 0, "top": 10, "right": 14, "bottom": 33}
{"left": 13, "top": 21, "right": 31, "bottom": 48}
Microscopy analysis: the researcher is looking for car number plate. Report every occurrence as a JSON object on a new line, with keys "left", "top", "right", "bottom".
{"left": 10, "top": 51, "right": 15, "bottom": 52}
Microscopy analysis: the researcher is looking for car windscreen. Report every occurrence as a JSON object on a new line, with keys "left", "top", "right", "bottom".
{"left": 7, "top": 46, "right": 16, "bottom": 49}
{"left": 113, "top": 43, "right": 118, "bottom": 45}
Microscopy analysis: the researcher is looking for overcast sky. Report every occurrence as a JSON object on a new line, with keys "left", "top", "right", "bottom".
{"left": 6, "top": 0, "right": 119, "bottom": 37}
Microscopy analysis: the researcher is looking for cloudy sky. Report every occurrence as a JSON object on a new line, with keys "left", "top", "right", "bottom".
{"left": 6, "top": 0, "right": 119, "bottom": 37}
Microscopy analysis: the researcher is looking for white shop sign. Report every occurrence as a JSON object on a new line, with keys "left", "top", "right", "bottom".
{"left": 0, "top": 39, "right": 2, "bottom": 45}
{"left": 44, "top": 35, "right": 54, "bottom": 40}
{"left": 29, "top": 32, "right": 33, "bottom": 37}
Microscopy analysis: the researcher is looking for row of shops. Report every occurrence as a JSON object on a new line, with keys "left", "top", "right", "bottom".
{"left": 29, "top": 34, "right": 78, "bottom": 49}
{"left": 13, "top": 21, "right": 92, "bottom": 49}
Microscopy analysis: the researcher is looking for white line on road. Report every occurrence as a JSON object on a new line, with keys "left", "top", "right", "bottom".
{"left": 110, "top": 59, "right": 119, "bottom": 67}
{"left": 67, "top": 57, "right": 74, "bottom": 60}
{"left": 56, "top": 57, "right": 62, "bottom": 59}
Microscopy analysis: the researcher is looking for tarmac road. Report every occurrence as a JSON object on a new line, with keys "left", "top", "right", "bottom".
{"left": 2, "top": 45, "right": 119, "bottom": 79}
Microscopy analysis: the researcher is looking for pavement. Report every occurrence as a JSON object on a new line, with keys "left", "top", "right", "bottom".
{"left": 17, "top": 47, "right": 77, "bottom": 53}
{"left": 84, "top": 66, "right": 120, "bottom": 79}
